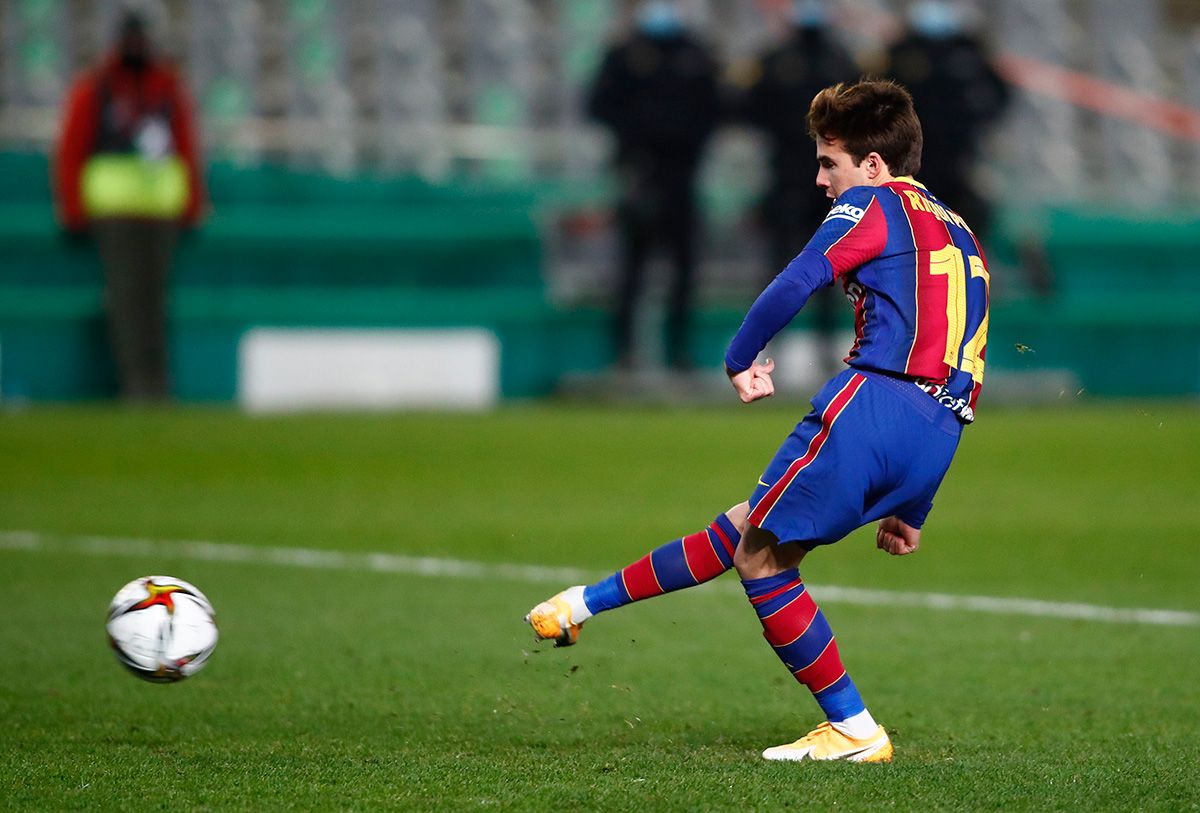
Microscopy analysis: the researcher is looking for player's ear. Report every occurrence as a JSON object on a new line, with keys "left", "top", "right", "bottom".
{"left": 863, "top": 152, "right": 886, "bottom": 180}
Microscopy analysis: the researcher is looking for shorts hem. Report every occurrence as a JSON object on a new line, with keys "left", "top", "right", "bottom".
{"left": 748, "top": 514, "right": 825, "bottom": 549}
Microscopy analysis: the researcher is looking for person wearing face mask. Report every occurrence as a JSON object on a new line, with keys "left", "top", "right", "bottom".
{"left": 586, "top": 0, "right": 720, "bottom": 373}
{"left": 730, "top": 0, "right": 860, "bottom": 378}
{"left": 54, "top": 11, "right": 206, "bottom": 402}
{"left": 883, "top": 0, "right": 1008, "bottom": 240}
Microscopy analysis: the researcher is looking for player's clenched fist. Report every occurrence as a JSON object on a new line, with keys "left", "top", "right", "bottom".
{"left": 876, "top": 516, "right": 921, "bottom": 556}
{"left": 728, "top": 358, "right": 776, "bottom": 403}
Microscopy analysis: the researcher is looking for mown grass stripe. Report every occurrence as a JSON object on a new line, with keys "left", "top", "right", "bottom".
{"left": 2, "top": 530, "right": 1196, "bottom": 628}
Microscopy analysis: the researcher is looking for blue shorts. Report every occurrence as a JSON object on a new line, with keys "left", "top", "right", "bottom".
{"left": 747, "top": 369, "right": 963, "bottom": 549}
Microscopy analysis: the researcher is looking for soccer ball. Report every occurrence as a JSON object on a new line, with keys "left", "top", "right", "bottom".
{"left": 105, "top": 575, "right": 218, "bottom": 682}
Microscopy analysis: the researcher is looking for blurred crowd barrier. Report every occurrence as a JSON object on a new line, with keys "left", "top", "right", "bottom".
{"left": 0, "top": 0, "right": 1198, "bottom": 405}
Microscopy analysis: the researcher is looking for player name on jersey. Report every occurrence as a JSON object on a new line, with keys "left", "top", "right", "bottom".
{"left": 897, "top": 189, "right": 973, "bottom": 233}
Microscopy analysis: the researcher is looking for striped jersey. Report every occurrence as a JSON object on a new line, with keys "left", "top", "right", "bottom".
{"left": 808, "top": 177, "right": 991, "bottom": 414}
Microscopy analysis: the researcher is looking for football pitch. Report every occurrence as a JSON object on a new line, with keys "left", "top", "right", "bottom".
{"left": 1, "top": 401, "right": 1198, "bottom": 811}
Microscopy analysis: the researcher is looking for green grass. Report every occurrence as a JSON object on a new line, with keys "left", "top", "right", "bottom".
{"left": 1, "top": 401, "right": 1198, "bottom": 810}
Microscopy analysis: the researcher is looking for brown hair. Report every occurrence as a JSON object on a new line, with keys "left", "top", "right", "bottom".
{"left": 807, "top": 80, "right": 923, "bottom": 176}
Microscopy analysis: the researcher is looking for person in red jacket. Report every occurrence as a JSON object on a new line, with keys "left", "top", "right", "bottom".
{"left": 54, "top": 12, "right": 206, "bottom": 401}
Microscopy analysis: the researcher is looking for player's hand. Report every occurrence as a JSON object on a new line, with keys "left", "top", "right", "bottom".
{"left": 876, "top": 516, "right": 921, "bottom": 556}
{"left": 728, "top": 358, "right": 775, "bottom": 403}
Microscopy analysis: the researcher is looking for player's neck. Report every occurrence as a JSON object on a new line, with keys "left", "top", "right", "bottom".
{"left": 866, "top": 170, "right": 897, "bottom": 187}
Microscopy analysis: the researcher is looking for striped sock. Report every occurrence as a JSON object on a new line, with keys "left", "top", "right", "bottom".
{"left": 742, "top": 569, "right": 867, "bottom": 722}
{"left": 582, "top": 513, "right": 740, "bottom": 614}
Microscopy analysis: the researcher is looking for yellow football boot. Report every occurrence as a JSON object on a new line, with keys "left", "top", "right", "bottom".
{"left": 524, "top": 586, "right": 588, "bottom": 647}
{"left": 761, "top": 721, "right": 893, "bottom": 763}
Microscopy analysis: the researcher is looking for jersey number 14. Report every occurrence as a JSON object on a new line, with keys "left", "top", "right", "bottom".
{"left": 928, "top": 243, "right": 989, "bottom": 384}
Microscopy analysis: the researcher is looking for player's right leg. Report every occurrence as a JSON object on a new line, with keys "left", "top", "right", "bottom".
{"left": 735, "top": 523, "right": 891, "bottom": 763}
{"left": 733, "top": 370, "right": 897, "bottom": 761}
{"left": 524, "top": 503, "right": 746, "bottom": 646}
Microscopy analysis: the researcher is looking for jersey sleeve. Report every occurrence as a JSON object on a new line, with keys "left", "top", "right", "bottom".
{"left": 803, "top": 187, "right": 888, "bottom": 279}
{"left": 724, "top": 249, "right": 832, "bottom": 373}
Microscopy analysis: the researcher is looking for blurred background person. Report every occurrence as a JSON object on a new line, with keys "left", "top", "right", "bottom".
{"left": 587, "top": 0, "right": 720, "bottom": 373}
{"left": 53, "top": 11, "right": 206, "bottom": 402}
{"left": 883, "top": 0, "right": 1008, "bottom": 240}
{"left": 0, "top": 0, "right": 1191, "bottom": 407}
{"left": 729, "top": 0, "right": 860, "bottom": 378}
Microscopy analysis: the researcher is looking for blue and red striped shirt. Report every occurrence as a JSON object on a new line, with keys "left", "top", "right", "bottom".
{"left": 726, "top": 177, "right": 991, "bottom": 416}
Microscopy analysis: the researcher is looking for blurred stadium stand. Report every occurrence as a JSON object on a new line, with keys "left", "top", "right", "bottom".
{"left": 0, "top": 0, "right": 1198, "bottom": 404}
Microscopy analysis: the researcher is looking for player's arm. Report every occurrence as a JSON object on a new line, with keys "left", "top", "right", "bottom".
{"left": 725, "top": 188, "right": 887, "bottom": 402}
{"left": 725, "top": 251, "right": 832, "bottom": 402}
{"left": 54, "top": 75, "right": 98, "bottom": 232}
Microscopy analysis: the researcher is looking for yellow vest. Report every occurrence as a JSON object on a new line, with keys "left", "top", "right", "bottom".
{"left": 81, "top": 154, "right": 189, "bottom": 220}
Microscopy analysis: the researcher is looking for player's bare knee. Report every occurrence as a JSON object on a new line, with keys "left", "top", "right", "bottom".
{"left": 724, "top": 502, "right": 750, "bottom": 534}
{"left": 735, "top": 522, "right": 809, "bottom": 579}
{"left": 732, "top": 543, "right": 756, "bottom": 579}
{"left": 734, "top": 548, "right": 784, "bottom": 581}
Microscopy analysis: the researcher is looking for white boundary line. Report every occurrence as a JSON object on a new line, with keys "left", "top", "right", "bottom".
{"left": 1, "top": 530, "right": 1196, "bottom": 628}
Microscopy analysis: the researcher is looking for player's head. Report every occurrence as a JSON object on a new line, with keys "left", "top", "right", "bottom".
{"left": 807, "top": 80, "right": 923, "bottom": 199}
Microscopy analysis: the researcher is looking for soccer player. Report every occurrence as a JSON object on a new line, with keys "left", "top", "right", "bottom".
{"left": 526, "top": 79, "right": 989, "bottom": 763}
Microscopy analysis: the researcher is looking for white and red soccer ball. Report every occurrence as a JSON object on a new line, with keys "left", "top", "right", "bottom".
{"left": 106, "top": 576, "right": 218, "bottom": 682}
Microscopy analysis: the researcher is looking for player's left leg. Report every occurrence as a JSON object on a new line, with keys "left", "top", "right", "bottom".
{"left": 735, "top": 523, "right": 892, "bottom": 763}
{"left": 525, "top": 503, "right": 746, "bottom": 647}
